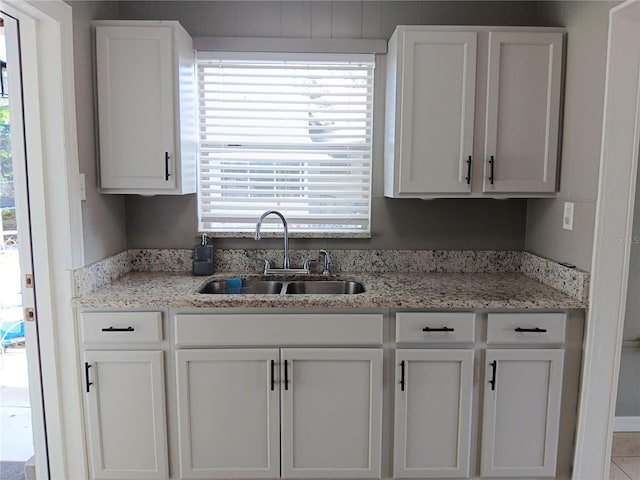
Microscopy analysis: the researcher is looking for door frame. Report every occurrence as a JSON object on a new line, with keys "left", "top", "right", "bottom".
{"left": 573, "top": 0, "right": 640, "bottom": 478}
{"left": 3, "top": 1, "right": 87, "bottom": 478}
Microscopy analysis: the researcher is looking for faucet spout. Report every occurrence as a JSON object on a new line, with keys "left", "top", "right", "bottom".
{"left": 255, "top": 210, "right": 290, "bottom": 270}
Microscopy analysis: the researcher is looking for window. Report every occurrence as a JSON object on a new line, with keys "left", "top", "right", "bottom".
{"left": 197, "top": 53, "right": 374, "bottom": 236}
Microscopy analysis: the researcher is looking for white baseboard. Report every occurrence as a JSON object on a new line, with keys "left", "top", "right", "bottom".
{"left": 614, "top": 416, "right": 640, "bottom": 432}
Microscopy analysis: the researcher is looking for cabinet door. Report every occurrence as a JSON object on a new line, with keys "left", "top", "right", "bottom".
{"left": 83, "top": 350, "right": 168, "bottom": 480}
{"left": 481, "top": 349, "right": 564, "bottom": 477}
{"left": 175, "top": 349, "right": 280, "bottom": 479}
{"left": 281, "top": 348, "right": 383, "bottom": 478}
{"left": 394, "top": 349, "right": 474, "bottom": 478}
{"left": 484, "top": 31, "right": 563, "bottom": 193}
{"left": 397, "top": 31, "right": 477, "bottom": 194}
{"left": 96, "top": 25, "right": 176, "bottom": 190}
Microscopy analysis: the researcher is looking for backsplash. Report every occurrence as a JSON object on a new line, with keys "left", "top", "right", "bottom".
{"left": 73, "top": 249, "right": 590, "bottom": 303}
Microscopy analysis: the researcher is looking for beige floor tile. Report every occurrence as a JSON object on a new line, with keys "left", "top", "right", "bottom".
{"left": 613, "top": 433, "right": 640, "bottom": 457}
{"left": 612, "top": 461, "right": 633, "bottom": 480}
{"left": 613, "top": 457, "right": 640, "bottom": 480}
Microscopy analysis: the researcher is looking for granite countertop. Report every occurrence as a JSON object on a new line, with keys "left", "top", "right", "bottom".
{"left": 72, "top": 271, "right": 585, "bottom": 310}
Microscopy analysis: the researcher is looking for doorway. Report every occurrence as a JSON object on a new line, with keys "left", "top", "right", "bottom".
{"left": 0, "top": 12, "right": 48, "bottom": 480}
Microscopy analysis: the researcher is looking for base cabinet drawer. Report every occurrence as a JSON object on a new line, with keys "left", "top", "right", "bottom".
{"left": 487, "top": 313, "right": 566, "bottom": 345}
{"left": 396, "top": 312, "right": 475, "bottom": 344}
{"left": 79, "top": 311, "right": 163, "bottom": 344}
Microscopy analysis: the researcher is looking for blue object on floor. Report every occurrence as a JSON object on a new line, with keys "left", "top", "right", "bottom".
{"left": 1, "top": 319, "right": 24, "bottom": 347}
{"left": 225, "top": 277, "right": 242, "bottom": 294}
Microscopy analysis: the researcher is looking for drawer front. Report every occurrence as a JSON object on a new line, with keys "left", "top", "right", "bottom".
{"left": 487, "top": 313, "right": 566, "bottom": 345}
{"left": 396, "top": 312, "right": 475, "bottom": 344}
{"left": 79, "top": 311, "right": 163, "bottom": 344}
{"left": 174, "top": 313, "right": 383, "bottom": 347}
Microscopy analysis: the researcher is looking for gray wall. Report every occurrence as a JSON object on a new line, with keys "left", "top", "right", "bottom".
{"left": 121, "top": 0, "right": 543, "bottom": 252}
{"left": 69, "top": 0, "right": 128, "bottom": 264}
{"left": 525, "top": 1, "right": 614, "bottom": 271}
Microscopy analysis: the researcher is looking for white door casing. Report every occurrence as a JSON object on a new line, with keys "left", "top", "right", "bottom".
{"left": 574, "top": 1, "right": 640, "bottom": 478}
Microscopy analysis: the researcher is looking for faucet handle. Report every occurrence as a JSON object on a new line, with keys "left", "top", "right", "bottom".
{"left": 261, "top": 259, "right": 271, "bottom": 275}
{"left": 303, "top": 258, "right": 317, "bottom": 273}
{"left": 319, "top": 250, "right": 332, "bottom": 276}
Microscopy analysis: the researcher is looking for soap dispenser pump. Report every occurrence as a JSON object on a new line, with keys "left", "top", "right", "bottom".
{"left": 192, "top": 234, "right": 214, "bottom": 276}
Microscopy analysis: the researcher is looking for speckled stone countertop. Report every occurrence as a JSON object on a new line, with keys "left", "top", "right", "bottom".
{"left": 73, "top": 271, "right": 585, "bottom": 310}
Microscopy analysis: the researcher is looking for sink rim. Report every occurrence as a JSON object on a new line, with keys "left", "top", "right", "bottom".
{"left": 197, "top": 277, "right": 366, "bottom": 295}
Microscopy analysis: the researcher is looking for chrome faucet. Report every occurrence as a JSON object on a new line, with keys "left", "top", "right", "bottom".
{"left": 319, "top": 249, "right": 332, "bottom": 275}
{"left": 255, "top": 210, "right": 290, "bottom": 270}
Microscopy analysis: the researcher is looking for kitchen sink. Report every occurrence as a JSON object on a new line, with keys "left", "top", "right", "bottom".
{"left": 285, "top": 280, "right": 366, "bottom": 295}
{"left": 198, "top": 279, "right": 365, "bottom": 295}
{"left": 199, "top": 279, "right": 285, "bottom": 294}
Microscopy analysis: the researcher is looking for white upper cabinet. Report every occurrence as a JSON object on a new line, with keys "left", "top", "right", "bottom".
{"left": 483, "top": 32, "right": 564, "bottom": 193}
{"left": 384, "top": 27, "right": 565, "bottom": 198}
{"left": 385, "top": 30, "right": 477, "bottom": 195}
{"left": 94, "top": 21, "right": 196, "bottom": 194}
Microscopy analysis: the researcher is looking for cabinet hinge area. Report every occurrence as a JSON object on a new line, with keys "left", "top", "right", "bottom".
{"left": 24, "top": 307, "right": 36, "bottom": 322}
{"left": 25, "top": 273, "right": 34, "bottom": 288}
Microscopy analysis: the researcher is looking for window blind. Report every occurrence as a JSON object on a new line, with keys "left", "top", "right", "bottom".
{"left": 197, "top": 54, "right": 374, "bottom": 235}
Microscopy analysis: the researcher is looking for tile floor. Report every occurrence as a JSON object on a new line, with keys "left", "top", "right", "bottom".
{"left": 611, "top": 432, "right": 640, "bottom": 480}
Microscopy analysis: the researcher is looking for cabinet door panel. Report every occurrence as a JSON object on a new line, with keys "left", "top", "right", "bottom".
{"left": 176, "top": 349, "right": 280, "bottom": 479}
{"left": 281, "top": 348, "right": 382, "bottom": 478}
{"left": 84, "top": 350, "right": 168, "bottom": 480}
{"left": 481, "top": 349, "right": 564, "bottom": 477}
{"left": 394, "top": 349, "right": 473, "bottom": 478}
{"left": 398, "top": 31, "right": 477, "bottom": 194}
{"left": 484, "top": 32, "right": 563, "bottom": 193}
{"left": 96, "top": 25, "right": 175, "bottom": 189}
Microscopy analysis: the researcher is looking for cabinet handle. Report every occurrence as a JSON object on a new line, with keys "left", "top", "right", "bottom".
{"left": 514, "top": 327, "right": 548, "bottom": 333}
{"left": 165, "top": 152, "right": 171, "bottom": 181}
{"left": 488, "top": 155, "right": 495, "bottom": 184}
{"left": 400, "top": 360, "right": 406, "bottom": 392}
{"left": 488, "top": 360, "right": 497, "bottom": 391}
{"left": 85, "top": 362, "right": 93, "bottom": 393}
{"left": 101, "top": 326, "right": 135, "bottom": 332}
{"left": 465, "top": 155, "right": 472, "bottom": 185}
{"left": 422, "top": 326, "right": 455, "bottom": 332}
{"left": 270, "top": 360, "right": 276, "bottom": 391}
{"left": 284, "top": 359, "right": 289, "bottom": 391}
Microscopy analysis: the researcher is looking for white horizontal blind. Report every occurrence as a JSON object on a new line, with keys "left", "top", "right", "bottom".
{"left": 197, "top": 54, "right": 374, "bottom": 234}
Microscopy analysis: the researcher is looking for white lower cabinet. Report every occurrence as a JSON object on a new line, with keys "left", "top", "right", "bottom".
{"left": 175, "top": 347, "right": 383, "bottom": 479}
{"left": 393, "top": 349, "right": 474, "bottom": 478}
{"left": 83, "top": 350, "right": 169, "bottom": 480}
{"left": 480, "top": 348, "right": 564, "bottom": 478}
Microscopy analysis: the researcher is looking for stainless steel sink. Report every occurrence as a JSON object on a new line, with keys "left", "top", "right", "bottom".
{"left": 284, "top": 280, "right": 366, "bottom": 295}
{"left": 198, "top": 278, "right": 365, "bottom": 295}
{"left": 199, "top": 279, "right": 285, "bottom": 294}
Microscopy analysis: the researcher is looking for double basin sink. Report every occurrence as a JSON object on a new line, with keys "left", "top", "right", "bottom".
{"left": 199, "top": 278, "right": 365, "bottom": 295}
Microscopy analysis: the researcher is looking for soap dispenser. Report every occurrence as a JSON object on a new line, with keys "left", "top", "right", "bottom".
{"left": 192, "top": 234, "right": 214, "bottom": 276}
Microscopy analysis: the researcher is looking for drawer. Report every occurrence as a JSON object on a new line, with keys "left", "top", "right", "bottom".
{"left": 79, "top": 311, "right": 163, "bottom": 344}
{"left": 487, "top": 313, "right": 566, "bottom": 345}
{"left": 396, "top": 312, "right": 475, "bottom": 344}
{"left": 174, "top": 313, "right": 383, "bottom": 347}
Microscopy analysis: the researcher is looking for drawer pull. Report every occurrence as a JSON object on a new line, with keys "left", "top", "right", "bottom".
{"left": 400, "top": 360, "right": 406, "bottom": 391}
{"left": 101, "top": 326, "right": 135, "bottom": 332}
{"left": 284, "top": 359, "right": 289, "bottom": 391}
{"left": 270, "top": 360, "right": 276, "bottom": 391}
{"left": 85, "top": 362, "right": 93, "bottom": 393}
{"left": 422, "top": 326, "right": 455, "bottom": 332}
{"left": 514, "top": 327, "right": 547, "bottom": 333}
{"left": 488, "top": 360, "right": 497, "bottom": 391}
